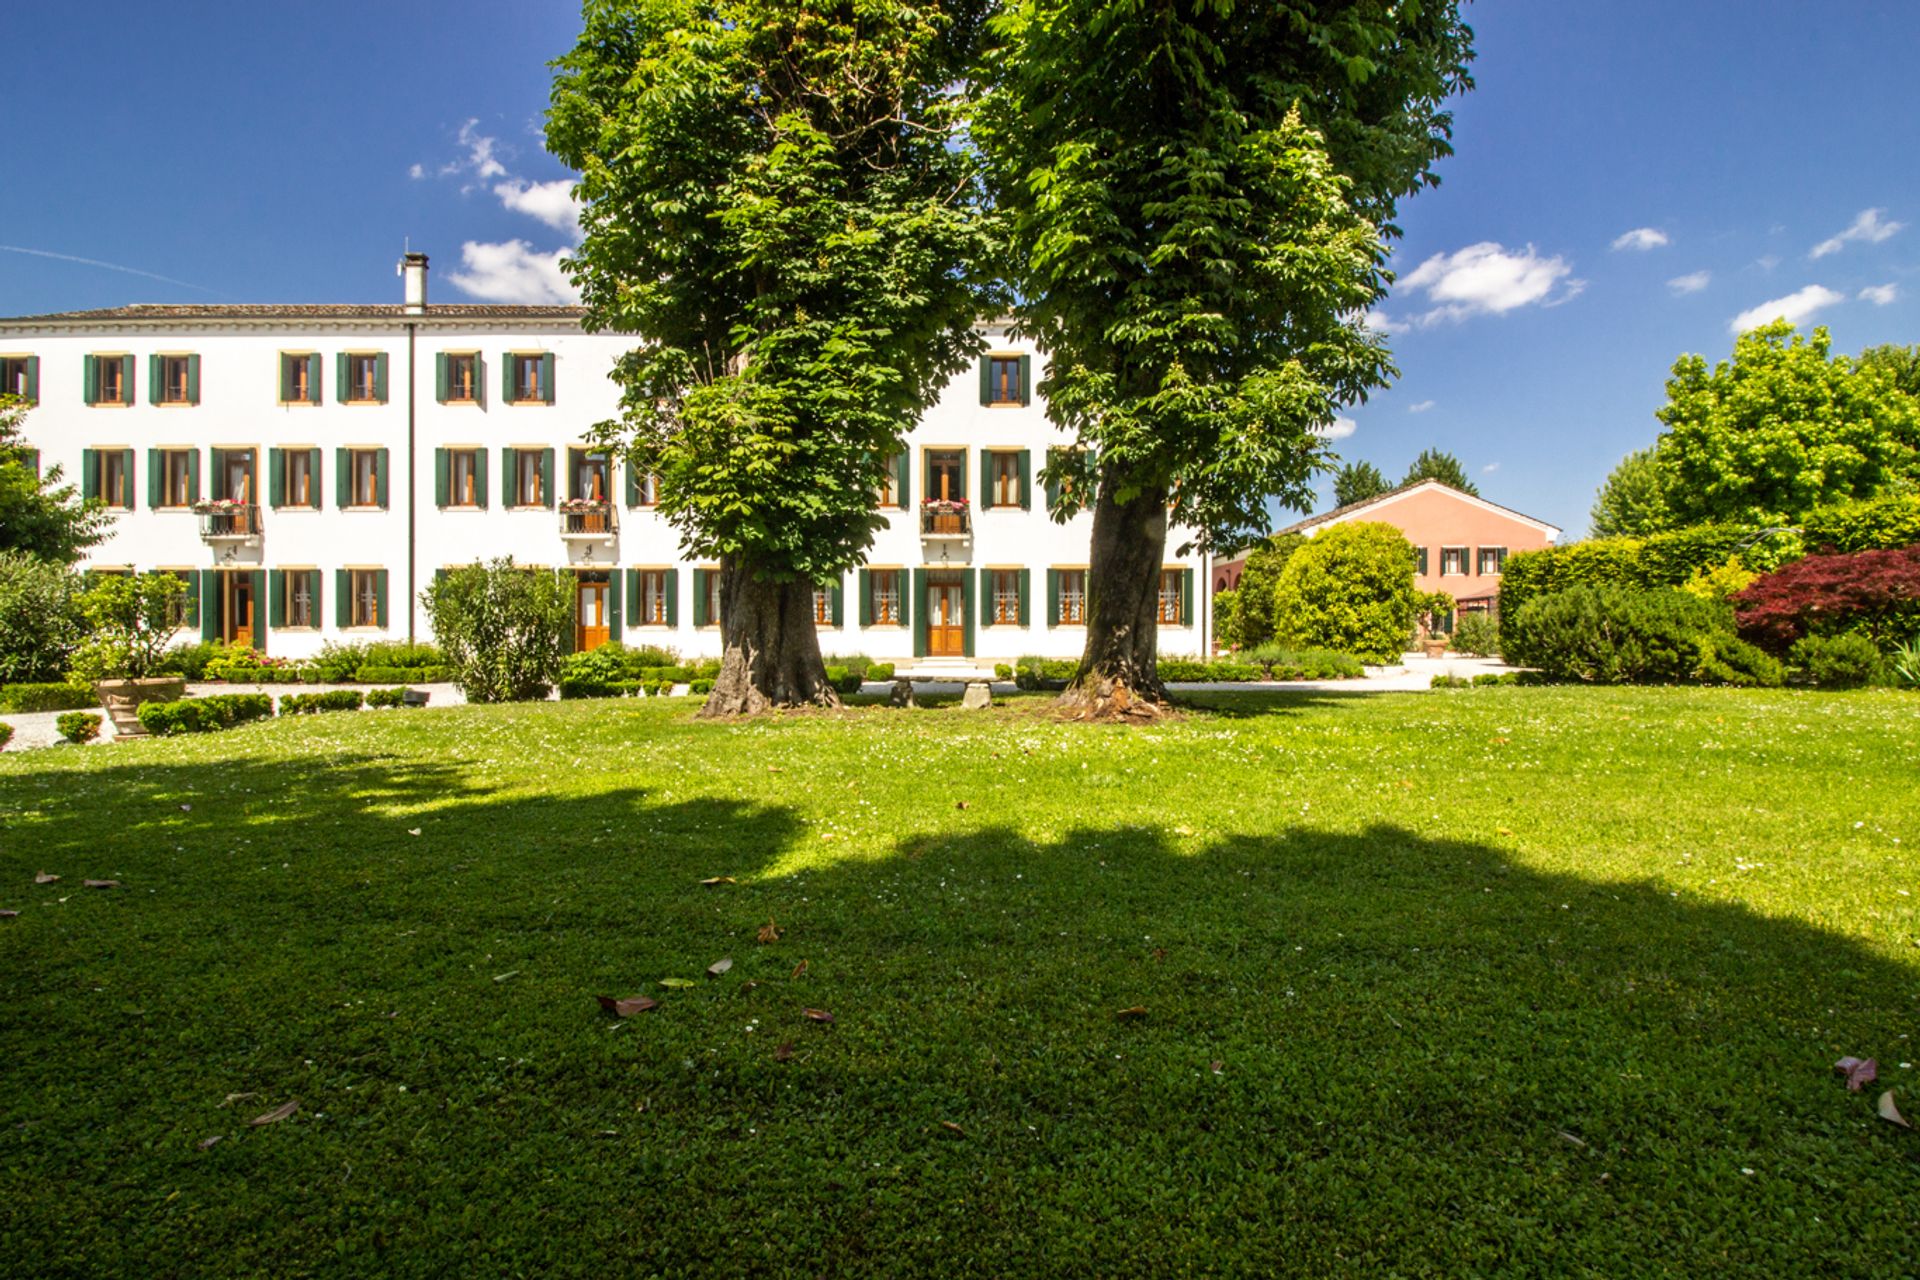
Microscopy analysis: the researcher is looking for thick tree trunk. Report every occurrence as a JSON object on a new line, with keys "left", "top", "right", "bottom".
{"left": 1057, "top": 464, "right": 1172, "bottom": 720}
{"left": 699, "top": 554, "right": 840, "bottom": 717}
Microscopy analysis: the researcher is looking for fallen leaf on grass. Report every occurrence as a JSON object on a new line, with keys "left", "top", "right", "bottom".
{"left": 407, "top": 828, "right": 422, "bottom": 837}
{"left": 700, "top": 877, "right": 736, "bottom": 887}
{"left": 1209, "top": 1061, "right": 1224, "bottom": 1074}
{"left": 774, "top": 1042, "right": 794, "bottom": 1062}
{"left": 492, "top": 970, "right": 519, "bottom": 983}
{"left": 1878, "top": 1090, "right": 1912, "bottom": 1129}
{"left": 707, "top": 958, "right": 733, "bottom": 977}
{"left": 34, "top": 872, "right": 58, "bottom": 885}
{"left": 757, "top": 917, "right": 782, "bottom": 944}
{"left": 1836, "top": 1056, "right": 1879, "bottom": 1092}
{"left": 220, "top": 1092, "right": 258, "bottom": 1107}
{"left": 179, "top": 804, "right": 192, "bottom": 812}
{"left": 249, "top": 1100, "right": 298, "bottom": 1126}
{"left": 196, "top": 1135, "right": 223, "bottom": 1150}
{"left": 596, "top": 995, "right": 660, "bottom": 1017}
{"left": 940, "top": 1121, "right": 966, "bottom": 1136}
{"left": 1116, "top": 1006, "right": 1149, "bottom": 1020}
{"left": 1491, "top": 737, "right": 1510, "bottom": 746}
{"left": 955, "top": 801, "right": 970, "bottom": 811}
{"left": 83, "top": 880, "right": 119, "bottom": 890}
{"left": 658, "top": 978, "right": 697, "bottom": 990}
{"left": 1496, "top": 827, "right": 1513, "bottom": 837}
{"left": 802, "top": 1008, "right": 834, "bottom": 1024}
{"left": 790, "top": 959, "right": 808, "bottom": 980}
{"left": 1557, "top": 1130, "right": 1588, "bottom": 1149}
{"left": 0, "top": 910, "right": 17, "bottom": 920}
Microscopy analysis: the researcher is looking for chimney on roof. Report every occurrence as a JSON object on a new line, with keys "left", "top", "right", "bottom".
{"left": 399, "top": 251, "right": 429, "bottom": 314}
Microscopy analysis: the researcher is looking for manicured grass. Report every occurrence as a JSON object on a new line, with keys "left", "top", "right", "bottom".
{"left": 1, "top": 687, "right": 1916, "bottom": 1275}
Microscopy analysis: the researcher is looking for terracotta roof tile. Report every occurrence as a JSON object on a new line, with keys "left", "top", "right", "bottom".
{"left": 0, "top": 303, "right": 588, "bottom": 324}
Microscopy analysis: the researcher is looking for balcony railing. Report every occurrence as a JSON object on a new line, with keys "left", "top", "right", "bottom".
{"left": 559, "top": 500, "right": 616, "bottom": 538}
{"left": 920, "top": 500, "right": 971, "bottom": 538}
{"left": 195, "top": 502, "right": 261, "bottom": 541}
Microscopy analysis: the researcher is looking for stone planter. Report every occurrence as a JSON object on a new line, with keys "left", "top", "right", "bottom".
{"left": 1422, "top": 639, "right": 1449, "bottom": 659}
{"left": 94, "top": 677, "right": 187, "bottom": 738}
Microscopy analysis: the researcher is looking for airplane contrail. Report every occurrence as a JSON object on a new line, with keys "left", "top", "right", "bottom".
{"left": 0, "top": 245, "right": 231, "bottom": 297}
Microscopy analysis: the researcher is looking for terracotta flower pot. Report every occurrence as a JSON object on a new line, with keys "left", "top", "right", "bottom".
{"left": 94, "top": 677, "right": 187, "bottom": 738}
{"left": 1422, "top": 639, "right": 1449, "bottom": 658}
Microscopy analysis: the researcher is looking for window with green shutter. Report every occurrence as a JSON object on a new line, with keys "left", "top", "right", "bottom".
{"left": 279, "top": 352, "right": 321, "bottom": 404}
{"left": 1, "top": 355, "right": 40, "bottom": 404}
{"left": 439, "top": 352, "right": 480, "bottom": 404}
{"left": 342, "top": 353, "right": 386, "bottom": 404}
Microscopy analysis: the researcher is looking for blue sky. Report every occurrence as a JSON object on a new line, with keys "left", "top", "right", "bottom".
{"left": 2, "top": 0, "right": 1914, "bottom": 537}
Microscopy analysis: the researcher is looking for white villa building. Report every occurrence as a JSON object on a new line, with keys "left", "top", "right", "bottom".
{"left": 0, "top": 253, "right": 1211, "bottom": 671}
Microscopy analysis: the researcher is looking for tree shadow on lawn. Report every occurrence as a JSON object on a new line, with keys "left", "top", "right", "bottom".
{"left": 1, "top": 755, "right": 1915, "bottom": 1276}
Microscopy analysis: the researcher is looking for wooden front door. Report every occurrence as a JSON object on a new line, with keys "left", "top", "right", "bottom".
{"left": 227, "top": 573, "right": 254, "bottom": 650}
{"left": 577, "top": 579, "right": 610, "bottom": 652}
{"left": 927, "top": 576, "right": 965, "bottom": 657}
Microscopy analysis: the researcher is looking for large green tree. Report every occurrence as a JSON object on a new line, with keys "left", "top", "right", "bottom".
{"left": 548, "top": 0, "right": 991, "bottom": 714}
{"left": 1588, "top": 445, "right": 1672, "bottom": 538}
{"left": 975, "top": 0, "right": 1472, "bottom": 716}
{"left": 1655, "top": 322, "right": 1920, "bottom": 527}
{"left": 0, "top": 396, "right": 110, "bottom": 564}
{"left": 1401, "top": 446, "right": 1477, "bottom": 496}
{"left": 1332, "top": 460, "right": 1391, "bottom": 508}
{"left": 1857, "top": 343, "right": 1920, "bottom": 399}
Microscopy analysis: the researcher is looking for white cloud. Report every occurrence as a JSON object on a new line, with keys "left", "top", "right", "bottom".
{"left": 1860, "top": 282, "right": 1899, "bottom": 306}
{"left": 1612, "top": 227, "right": 1669, "bottom": 252}
{"left": 1811, "top": 207, "right": 1904, "bottom": 259}
{"left": 494, "top": 178, "right": 582, "bottom": 238}
{"left": 1667, "top": 270, "right": 1711, "bottom": 295}
{"left": 1362, "top": 308, "right": 1408, "bottom": 336}
{"left": 1316, "top": 417, "right": 1358, "bottom": 441}
{"left": 448, "top": 119, "right": 508, "bottom": 182}
{"left": 445, "top": 240, "right": 578, "bottom": 305}
{"left": 1481, "top": 462, "right": 1501, "bottom": 474}
{"left": 1728, "top": 284, "right": 1845, "bottom": 335}
{"left": 407, "top": 163, "right": 425, "bottom": 181}
{"left": 1407, "top": 399, "right": 1436, "bottom": 414}
{"left": 1754, "top": 254, "right": 1781, "bottom": 273}
{"left": 1398, "top": 242, "right": 1583, "bottom": 325}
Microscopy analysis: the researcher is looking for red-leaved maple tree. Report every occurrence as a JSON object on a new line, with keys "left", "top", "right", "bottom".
{"left": 1732, "top": 543, "right": 1920, "bottom": 650}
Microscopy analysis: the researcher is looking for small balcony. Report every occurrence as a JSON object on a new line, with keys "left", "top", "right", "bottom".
{"left": 920, "top": 499, "right": 971, "bottom": 539}
{"left": 559, "top": 500, "right": 617, "bottom": 539}
{"left": 195, "top": 501, "right": 262, "bottom": 543}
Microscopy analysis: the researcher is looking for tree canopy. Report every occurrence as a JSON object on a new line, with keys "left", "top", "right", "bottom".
{"left": 1655, "top": 322, "right": 1920, "bottom": 527}
{"left": 1401, "top": 447, "right": 1477, "bottom": 496}
{"left": 1588, "top": 446, "right": 1672, "bottom": 538}
{"left": 548, "top": 0, "right": 992, "bottom": 712}
{"left": 1332, "top": 460, "right": 1391, "bottom": 508}
{"left": 0, "top": 396, "right": 110, "bottom": 564}
{"left": 1271, "top": 521, "right": 1417, "bottom": 663}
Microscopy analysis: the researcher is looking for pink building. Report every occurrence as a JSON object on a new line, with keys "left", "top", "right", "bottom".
{"left": 1214, "top": 479, "right": 1561, "bottom": 622}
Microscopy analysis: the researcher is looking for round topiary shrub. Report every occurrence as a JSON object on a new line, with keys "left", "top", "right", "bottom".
{"left": 56, "top": 711, "right": 102, "bottom": 743}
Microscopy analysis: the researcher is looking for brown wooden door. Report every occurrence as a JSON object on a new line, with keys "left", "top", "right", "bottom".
{"left": 577, "top": 580, "right": 610, "bottom": 652}
{"left": 228, "top": 573, "right": 254, "bottom": 650}
{"left": 927, "top": 578, "right": 965, "bottom": 656}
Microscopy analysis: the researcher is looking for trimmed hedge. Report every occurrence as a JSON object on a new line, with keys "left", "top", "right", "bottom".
{"left": 56, "top": 712, "right": 102, "bottom": 743}
{"left": 0, "top": 682, "right": 96, "bottom": 713}
{"left": 278, "top": 690, "right": 365, "bottom": 715}
{"left": 356, "top": 664, "right": 451, "bottom": 685}
{"left": 138, "top": 693, "right": 274, "bottom": 736}
{"left": 0, "top": 722, "right": 12, "bottom": 751}
{"left": 1800, "top": 495, "right": 1920, "bottom": 555}
{"left": 364, "top": 687, "right": 427, "bottom": 708}
{"left": 1499, "top": 525, "right": 1763, "bottom": 638}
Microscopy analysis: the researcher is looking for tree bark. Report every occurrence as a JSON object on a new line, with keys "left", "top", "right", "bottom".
{"left": 1057, "top": 462, "right": 1172, "bottom": 720}
{"left": 699, "top": 554, "right": 840, "bottom": 717}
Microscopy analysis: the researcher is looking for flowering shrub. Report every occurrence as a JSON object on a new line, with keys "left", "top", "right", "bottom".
{"left": 1732, "top": 544, "right": 1920, "bottom": 652}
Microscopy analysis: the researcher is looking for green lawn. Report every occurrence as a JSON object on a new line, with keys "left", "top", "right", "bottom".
{"left": 2, "top": 687, "right": 1916, "bottom": 1275}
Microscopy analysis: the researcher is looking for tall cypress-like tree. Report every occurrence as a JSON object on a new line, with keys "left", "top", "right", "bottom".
{"left": 975, "top": 1, "right": 1473, "bottom": 716}
{"left": 549, "top": 0, "right": 992, "bottom": 715}
{"left": 1401, "top": 447, "right": 1478, "bottom": 496}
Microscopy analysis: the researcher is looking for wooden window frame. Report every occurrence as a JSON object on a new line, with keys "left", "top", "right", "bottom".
{"left": 870, "top": 569, "right": 903, "bottom": 626}
{"left": 98, "top": 450, "right": 130, "bottom": 509}
{"left": 0, "top": 356, "right": 34, "bottom": 404}
{"left": 1156, "top": 569, "right": 1184, "bottom": 625}
{"left": 991, "top": 569, "right": 1021, "bottom": 625}
{"left": 445, "top": 353, "right": 479, "bottom": 404}
{"left": 280, "top": 352, "right": 315, "bottom": 406}
{"left": 349, "top": 569, "right": 381, "bottom": 628}
{"left": 349, "top": 449, "right": 380, "bottom": 508}
{"left": 1477, "top": 546, "right": 1508, "bottom": 576}
{"left": 570, "top": 448, "right": 610, "bottom": 502}
{"left": 283, "top": 449, "right": 316, "bottom": 509}
{"left": 923, "top": 447, "right": 965, "bottom": 504}
{"left": 93, "top": 355, "right": 129, "bottom": 406}
{"left": 878, "top": 453, "right": 901, "bottom": 507}
{"left": 285, "top": 569, "right": 318, "bottom": 630}
{"left": 449, "top": 449, "right": 481, "bottom": 508}
{"left": 514, "top": 449, "right": 545, "bottom": 507}
{"left": 346, "top": 354, "right": 381, "bottom": 404}
{"left": 160, "top": 449, "right": 195, "bottom": 508}
{"left": 987, "top": 355, "right": 1022, "bottom": 406}
{"left": 1441, "top": 546, "right": 1468, "bottom": 577}
{"left": 159, "top": 355, "right": 193, "bottom": 405}
{"left": 1057, "top": 568, "right": 1087, "bottom": 625}
{"left": 991, "top": 451, "right": 1021, "bottom": 508}
{"left": 512, "top": 354, "right": 544, "bottom": 404}
{"left": 634, "top": 569, "right": 669, "bottom": 626}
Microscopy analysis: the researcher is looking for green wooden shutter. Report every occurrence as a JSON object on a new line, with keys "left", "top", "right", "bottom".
{"left": 148, "top": 354, "right": 162, "bottom": 405}
{"left": 269, "top": 570, "right": 285, "bottom": 627}
{"left": 980, "top": 450, "right": 993, "bottom": 509}
{"left": 912, "top": 569, "right": 928, "bottom": 658}
{"left": 181, "top": 570, "right": 200, "bottom": 629}
{"left": 500, "top": 448, "right": 515, "bottom": 508}
{"left": 375, "top": 449, "right": 389, "bottom": 508}
{"left": 540, "top": 352, "right": 555, "bottom": 404}
{"left": 335, "top": 448, "right": 350, "bottom": 508}
{"left": 830, "top": 579, "right": 843, "bottom": 627}
{"left": 82, "top": 355, "right": 97, "bottom": 405}
{"left": 374, "top": 354, "right": 389, "bottom": 403}
{"left": 269, "top": 449, "right": 284, "bottom": 509}
{"left": 1045, "top": 452, "right": 1060, "bottom": 514}
{"left": 978, "top": 355, "right": 992, "bottom": 406}
{"left": 473, "top": 354, "right": 486, "bottom": 408}
{"left": 187, "top": 449, "right": 201, "bottom": 504}
{"left": 200, "top": 572, "right": 221, "bottom": 641}
{"left": 186, "top": 355, "right": 200, "bottom": 404}
{"left": 664, "top": 567, "right": 679, "bottom": 627}
{"left": 307, "top": 352, "right": 322, "bottom": 404}
{"left": 958, "top": 451, "right": 968, "bottom": 506}
{"left": 146, "top": 449, "right": 162, "bottom": 507}
{"left": 503, "top": 355, "right": 517, "bottom": 404}
{"left": 335, "top": 570, "right": 350, "bottom": 628}
{"left": 375, "top": 570, "right": 389, "bottom": 628}
{"left": 1183, "top": 566, "right": 1195, "bottom": 625}
{"left": 858, "top": 569, "right": 873, "bottom": 626}
{"left": 336, "top": 353, "right": 349, "bottom": 403}
{"left": 434, "top": 449, "right": 449, "bottom": 507}
{"left": 608, "top": 572, "right": 623, "bottom": 641}
{"left": 979, "top": 570, "right": 994, "bottom": 627}
{"left": 22, "top": 356, "right": 38, "bottom": 404}
{"left": 894, "top": 450, "right": 911, "bottom": 509}
{"left": 249, "top": 570, "right": 266, "bottom": 650}
{"left": 81, "top": 449, "right": 97, "bottom": 500}
{"left": 626, "top": 461, "right": 640, "bottom": 506}
{"left": 1047, "top": 568, "right": 1061, "bottom": 626}
{"left": 1017, "top": 450, "right": 1031, "bottom": 509}
{"left": 540, "top": 448, "right": 555, "bottom": 508}
{"left": 209, "top": 448, "right": 226, "bottom": 500}
{"left": 1018, "top": 568, "right": 1030, "bottom": 626}
{"left": 279, "top": 354, "right": 293, "bottom": 402}
{"left": 120, "top": 449, "right": 135, "bottom": 509}
{"left": 623, "top": 569, "right": 639, "bottom": 622}
{"left": 307, "top": 449, "right": 321, "bottom": 508}
{"left": 692, "top": 569, "right": 709, "bottom": 627}
{"left": 306, "top": 571, "right": 321, "bottom": 629}
{"left": 434, "top": 353, "right": 448, "bottom": 404}
{"left": 1018, "top": 354, "right": 1033, "bottom": 406}
{"left": 962, "top": 570, "right": 976, "bottom": 656}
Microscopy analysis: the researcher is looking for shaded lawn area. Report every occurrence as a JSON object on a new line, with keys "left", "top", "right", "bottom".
{"left": 1, "top": 687, "right": 1916, "bottom": 1276}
